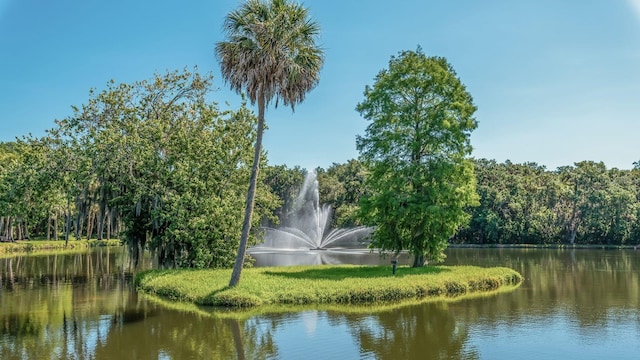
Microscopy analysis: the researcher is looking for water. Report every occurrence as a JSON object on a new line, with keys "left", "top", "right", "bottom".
{"left": 1, "top": 247, "right": 640, "bottom": 359}
{"left": 253, "top": 171, "right": 372, "bottom": 250}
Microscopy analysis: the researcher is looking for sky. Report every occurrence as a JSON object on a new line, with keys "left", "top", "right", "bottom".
{"left": 1, "top": 0, "right": 639, "bottom": 171}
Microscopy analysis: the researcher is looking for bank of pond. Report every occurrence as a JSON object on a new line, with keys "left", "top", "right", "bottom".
{"left": 135, "top": 265, "right": 522, "bottom": 309}
{"left": 0, "top": 239, "right": 122, "bottom": 257}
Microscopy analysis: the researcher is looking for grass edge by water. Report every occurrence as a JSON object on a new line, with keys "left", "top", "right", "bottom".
{"left": 0, "top": 239, "right": 122, "bottom": 258}
{"left": 135, "top": 265, "right": 523, "bottom": 309}
{"left": 139, "top": 281, "right": 523, "bottom": 320}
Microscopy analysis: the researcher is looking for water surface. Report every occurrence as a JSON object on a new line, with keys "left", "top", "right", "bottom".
{"left": 1, "top": 247, "right": 639, "bottom": 359}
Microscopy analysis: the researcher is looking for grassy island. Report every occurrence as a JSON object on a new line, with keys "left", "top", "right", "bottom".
{"left": 136, "top": 265, "right": 522, "bottom": 308}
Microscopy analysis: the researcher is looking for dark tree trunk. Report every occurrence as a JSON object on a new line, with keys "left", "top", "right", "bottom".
{"left": 412, "top": 254, "right": 425, "bottom": 267}
{"left": 7, "top": 217, "right": 13, "bottom": 241}
{"left": 97, "top": 188, "right": 107, "bottom": 240}
{"left": 24, "top": 220, "right": 29, "bottom": 240}
{"left": 65, "top": 197, "right": 71, "bottom": 245}
{"left": 106, "top": 210, "right": 111, "bottom": 240}
{"left": 86, "top": 210, "right": 94, "bottom": 240}
{"left": 54, "top": 215, "right": 59, "bottom": 241}
{"left": 47, "top": 214, "right": 52, "bottom": 241}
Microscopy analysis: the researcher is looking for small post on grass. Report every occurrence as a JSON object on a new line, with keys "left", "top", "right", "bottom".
{"left": 391, "top": 257, "right": 398, "bottom": 275}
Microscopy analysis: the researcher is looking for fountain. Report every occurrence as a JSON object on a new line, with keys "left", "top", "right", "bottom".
{"left": 250, "top": 170, "right": 372, "bottom": 251}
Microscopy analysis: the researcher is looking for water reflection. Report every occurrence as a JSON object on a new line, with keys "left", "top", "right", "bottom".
{"left": 0, "top": 249, "right": 135, "bottom": 359}
{"left": 444, "top": 248, "right": 640, "bottom": 318}
{"left": 444, "top": 248, "right": 640, "bottom": 359}
{"left": 92, "top": 310, "right": 277, "bottom": 359}
{"left": 340, "top": 303, "right": 477, "bottom": 359}
{"left": 0, "top": 250, "right": 279, "bottom": 359}
{"left": 1, "top": 248, "right": 640, "bottom": 359}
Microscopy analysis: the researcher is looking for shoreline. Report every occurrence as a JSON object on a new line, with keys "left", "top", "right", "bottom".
{"left": 136, "top": 265, "right": 523, "bottom": 309}
{"left": 447, "top": 243, "right": 640, "bottom": 250}
{"left": 0, "top": 239, "right": 122, "bottom": 257}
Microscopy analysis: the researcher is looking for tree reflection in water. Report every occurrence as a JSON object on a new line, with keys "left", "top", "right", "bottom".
{"left": 0, "top": 249, "right": 278, "bottom": 359}
{"left": 344, "top": 302, "right": 478, "bottom": 360}
{"left": 2, "top": 248, "right": 640, "bottom": 359}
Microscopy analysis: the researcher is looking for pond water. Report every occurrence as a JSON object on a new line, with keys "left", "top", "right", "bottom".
{"left": 1, "top": 247, "right": 639, "bottom": 359}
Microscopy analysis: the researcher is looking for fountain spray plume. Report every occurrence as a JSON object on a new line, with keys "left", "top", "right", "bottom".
{"left": 252, "top": 170, "right": 371, "bottom": 250}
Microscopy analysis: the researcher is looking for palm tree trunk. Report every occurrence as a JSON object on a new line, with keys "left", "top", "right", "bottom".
{"left": 229, "top": 94, "right": 266, "bottom": 287}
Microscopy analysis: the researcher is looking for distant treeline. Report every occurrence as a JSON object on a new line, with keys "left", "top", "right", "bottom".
{"left": 268, "top": 159, "right": 640, "bottom": 246}
{"left": 456, "top": 159, "right": 640, "bottom": 245}
{"left": 3, "top": 133, "right": 639, "bottom": 249}
{"left": 1, "top": 71, "right": 639, "bottom": 255}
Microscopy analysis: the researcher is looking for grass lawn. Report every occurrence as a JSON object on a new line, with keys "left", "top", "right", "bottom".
{"left": 136, "top": 264, "right": 522, "bottom": 309}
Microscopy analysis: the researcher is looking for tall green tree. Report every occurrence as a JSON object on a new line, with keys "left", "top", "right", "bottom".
{"left": 216, "top": 0, "right": 324, "bottom": 286}
{"left": 46, "top": 69, "right": 277, "bottom": 268}
{"left": 356, "top": 48, "right": 478, "bottom": 266}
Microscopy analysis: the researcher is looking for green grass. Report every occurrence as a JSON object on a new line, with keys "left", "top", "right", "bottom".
{"left": 136, "top": 265, "right": 522, "bottom": 309}
{"left": 140, "top": 281, "right": 522, "bottom": 320}
{"left": 0, "top": 239, "right": 122, "bottom": 257}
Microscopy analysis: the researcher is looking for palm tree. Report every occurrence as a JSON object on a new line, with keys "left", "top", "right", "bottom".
{"left": 216, "top": 0, "right": 324, "bottom": 287}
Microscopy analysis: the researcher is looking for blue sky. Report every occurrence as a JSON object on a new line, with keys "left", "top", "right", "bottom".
{"left": 1, "top": 0, "right": 639, "bottom": 170}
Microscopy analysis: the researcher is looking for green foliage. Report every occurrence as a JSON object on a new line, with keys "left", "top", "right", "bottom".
{"left": 356, "top": 48, "right": 479, "bottom": 266}
{"left": 0, "top": 68, "right": 280, "bottom": 268}
{"left": 261, "top": 165, "right": 305, "bottom": 225}
{"left": 316, "top": 159, "right": 368, "bottom": 227}
{"left": 136, "top": 264, "right": 522, "bottom": 308}
{"left": 454, "top": 159, "right": 640, "bottom": 245}
{"left": 215, "top": 0, "right": 324, "bottom": 109}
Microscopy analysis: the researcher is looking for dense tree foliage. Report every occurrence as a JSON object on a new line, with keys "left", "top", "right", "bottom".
{"left": 2, "top": 70, "right": 639, "bottom": 275}
{"left": 316, "top": 159, "right": 368, "bottom": 228}
{"left": 454, "top": 159, "right": 640, "bottom": 245}
{"left": 262, "top": 158, "right": 640, "bottom": 247}
{"left": 356, "top": 49, "right": 479, "bottom": 266}
{"left": 261, "top": 164, "right": 306, "bottom": 226}
{"left": 216, "top": 0, "right": 324, "bottom": 286}
{"left": 0, "top": 69, "right": 279, "bottom": 268}
{"left": 3, "top": 131, "right": 640, "bottom": 258}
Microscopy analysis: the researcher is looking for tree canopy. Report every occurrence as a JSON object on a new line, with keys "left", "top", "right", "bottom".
{"left": 356, "top": 48, "right": 479, "bottom": 266}
{"left": 454, "top": 159, "right": 640, "bottom": 246}
{"left": 0, "top": 68, "right": 279, "bottom": 268}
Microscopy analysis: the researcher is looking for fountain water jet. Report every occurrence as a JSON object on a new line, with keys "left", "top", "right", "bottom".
{"left": 251, "top": 170, "right": 371, "bottom": 251}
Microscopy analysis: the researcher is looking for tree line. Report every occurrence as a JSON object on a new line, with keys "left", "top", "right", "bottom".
{"left": 455, "top": 159, "right": 640, "bottom": 246}
{"left": 3, "top": 73, "right": 639, "bottom": 267}
{"left": 265, "top": 158, "right": 640, "bottom": 247}
{"left": 0, "top": 69, "right": 279, "bottom": 268}
{"left": 3, "top": 0, "right": 638, "bottom": 274}
{"left": 2, "top": 73, "right": 639, "bottom": 271}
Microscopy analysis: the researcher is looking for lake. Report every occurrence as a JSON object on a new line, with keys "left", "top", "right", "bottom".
{"left": 1, "top": 247, "right": 639, "bottom": 359}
